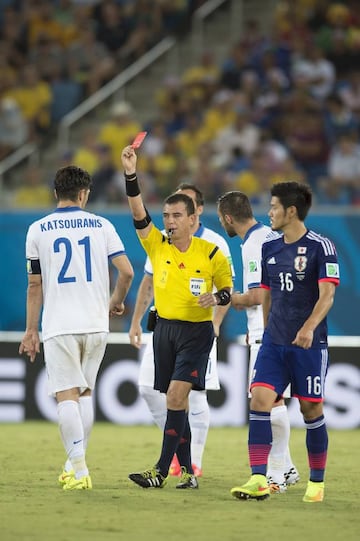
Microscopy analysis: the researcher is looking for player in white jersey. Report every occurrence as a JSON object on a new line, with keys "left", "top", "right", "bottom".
{"left": 217, "top": 190, "right": 299, "bottom": 493}
{"left": 129, "top": 183, "right": 234, "bottom": 477}
{"left": 19, "top": 165, "right": 134, "bottom": 490}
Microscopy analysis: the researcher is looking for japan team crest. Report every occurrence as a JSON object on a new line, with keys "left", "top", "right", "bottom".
{"left": 294, "top": 255, "right": 307, "bottom": 272}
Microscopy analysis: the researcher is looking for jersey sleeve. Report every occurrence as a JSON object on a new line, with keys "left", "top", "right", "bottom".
{"left": 144, "top": 256, "right": 153, "bottom": 275}
{"left": 25, "top": 224, "right": 39, "bottom": 260}
{"left": 215, "top": 235, "right": 235, "bottom": 279}
{"left": 317, "top": 237, "right": 340, "bottom": 285}
{"left": 25, "top": 224, "right": 41, "bottom": 274}
{"left": 243, "top": 241, "right": 262, "bottom": 289}
{"left": 202, "top": 227, "right": 236, "bottom": 279}
{"left": 139, "top": 224, "right": 163, "bottom": 258}
{"left": 104, "top": 219, "right": 126, "bottom": 258}
{"left": 260, "top": 243, "right": 270, "bottom": 289}
{"left": 212, "top": 249, "right": 233, "bottom": 291}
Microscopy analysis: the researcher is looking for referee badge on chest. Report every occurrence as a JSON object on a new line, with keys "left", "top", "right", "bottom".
{"left": 190, "top": 277, "right": 206, "bottom": 296}
{"left": 294, "top": 255, "right": 307, "bottom": 280}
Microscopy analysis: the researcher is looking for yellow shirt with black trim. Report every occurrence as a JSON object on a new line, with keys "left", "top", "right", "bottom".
{"left": 139, "top": 226, "right": 233, "bottom": 322}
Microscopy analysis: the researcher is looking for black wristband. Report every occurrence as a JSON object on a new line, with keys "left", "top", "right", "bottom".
{"left": 214, "top": 289, "right": 231, "bottom": 306}
{"left": 133, "top": 208, "right": 152, "bottom": 229}
{"left": 125, "top": 172, "right": 140, "bottom": 197}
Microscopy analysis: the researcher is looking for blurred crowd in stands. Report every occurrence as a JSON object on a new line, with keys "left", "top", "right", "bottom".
{"left": 2, "top": 0, "right": 360, "bottom": 207}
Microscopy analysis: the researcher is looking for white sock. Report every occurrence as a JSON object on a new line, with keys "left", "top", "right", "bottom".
{"left": 284, "top": 445, "right": 296, "bottom": 472}
{"left": 64, "top": 396, "right": 94, "bottom": 473}
{"left": 188, "top": 390, "right": 210, "bottom": 469}
{"left": 79, "top": 395, "right": 94, "bottom": 451}
{"left": 57, "top": 400, "right": 88, "bottom": 479}
{"left": 139, "top": 385, "right": 167, "bottom": 430}
{"left": 267, "top": 405, "right": 290, "bottom": 484}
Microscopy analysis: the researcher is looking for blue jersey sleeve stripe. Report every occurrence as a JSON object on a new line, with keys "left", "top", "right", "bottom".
{"left": 109, "top": 250, "right": 125, "bottom": 259}
{"left": 248, "top": 282, "right": 261, "bottom": 289}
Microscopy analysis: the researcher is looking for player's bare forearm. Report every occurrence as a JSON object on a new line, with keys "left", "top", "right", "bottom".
{"left": 121, "top": 145, "right": 152, "bottom": 237}
{"left": 110, "top": 272, "right": 133, "bottom": 317}
{"left": 262, "top": 288, "right": 271, "bottom": 327}
{"left": 131, "top": 275, "right": 154, "bottom": 325}
{"left": 212, "top": 304, "right": 230, "bottom": 336}
{"left": 19, "top": 279, "right": 42, "bottom": 362}
{"left": 232, "top": 288, "right": 262, "bottom": 310}
{"left": 25, "top": 280, "right": 42, "bottom": 332}
{"left": 129, "top": 275, "right": 154, "bottom": 348}
{"left": 292, "top": 282, "right": 336, "bottom": 348}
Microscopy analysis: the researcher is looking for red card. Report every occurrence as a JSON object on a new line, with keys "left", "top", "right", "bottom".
{"left": 131, "top": 131, "right": 147, "bottom": 148}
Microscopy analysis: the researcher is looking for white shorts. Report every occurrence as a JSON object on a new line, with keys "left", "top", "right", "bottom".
{"left": 249, "top": 343, "right": 290, "bottom": 399}
{"left": 138, "top": 334, "right": 220, "bottom": 390}
{"left": 43, "top": 333, "right": 108, "bottom": 397}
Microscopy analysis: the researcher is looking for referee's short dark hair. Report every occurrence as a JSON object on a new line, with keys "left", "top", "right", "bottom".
{"left": 164, "top": 193, "right": 195, "bottom": 215}
{"left": 54, "top": 166, "right": 92, "bottom": 201}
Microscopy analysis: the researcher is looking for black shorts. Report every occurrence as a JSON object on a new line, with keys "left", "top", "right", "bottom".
{"left": 153, "top": 318, "right": 215, "bottom": 393}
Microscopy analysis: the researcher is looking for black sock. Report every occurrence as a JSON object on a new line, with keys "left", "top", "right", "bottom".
{"left": 157, "top": 409, "right": 186, "bottom": 476}
{"left": 175, "top": 414, "right": 193, "bottom": 474}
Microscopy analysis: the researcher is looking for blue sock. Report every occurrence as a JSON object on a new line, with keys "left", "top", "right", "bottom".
{"left": 174, "top": 414, "right": 193, "bottom": 474}
{"left": 305, "top": 415, "right": 328, "bottom": 482}
{"left": 248, "top": 410, "right": 272, "bottom": 476}
{"left": 157, "top": 409, "right": 186, "bottom": 477}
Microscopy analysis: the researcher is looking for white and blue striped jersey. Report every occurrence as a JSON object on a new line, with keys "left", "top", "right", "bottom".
{"left": 25, "top": 206, "right": 126, "bottom": 340}
{"left": 241, "top": 222, "right": 279, "bottom": 344}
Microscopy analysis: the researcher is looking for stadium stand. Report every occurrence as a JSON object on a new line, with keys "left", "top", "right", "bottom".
{"left": 1, "top": 0, "right": 360, "bottom": 206}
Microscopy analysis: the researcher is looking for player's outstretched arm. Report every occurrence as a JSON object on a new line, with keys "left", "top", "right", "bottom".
{"left": 232, "top": 288, "right": 263, "bottom": 310}
{"left": 121, "top": 145, "right": 152, "bottom": 239}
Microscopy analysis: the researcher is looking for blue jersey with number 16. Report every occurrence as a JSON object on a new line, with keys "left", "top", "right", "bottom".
{"left": 261, "top": 230, "right": 340, "bottom": 347}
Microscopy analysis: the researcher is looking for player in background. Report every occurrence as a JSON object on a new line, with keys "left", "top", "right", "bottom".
{"left": 19, "top": 165, "right": 134, "bottom": 490}
{"left": 230, "top": 181, "right": 339, "bottom": 503}
{"left": 121, "top": 145, "right": 233, "bottom": 489}
{"left": 129, "top": 183, "right": 235, "bottom": 477}
{"left": 217, "top": 191, "right": 299, "bottom": 493}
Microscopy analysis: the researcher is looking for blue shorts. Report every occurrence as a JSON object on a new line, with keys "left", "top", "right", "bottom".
{"left": 153, "top": 318, "right": 214, "bottom": 393}
{"left": 251, "top": 332, "right": 329, "bottom": 402}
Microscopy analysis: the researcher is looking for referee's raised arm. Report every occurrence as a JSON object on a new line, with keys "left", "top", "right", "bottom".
{"left": 121, "top": 145, "right": 152, "bottom": 238}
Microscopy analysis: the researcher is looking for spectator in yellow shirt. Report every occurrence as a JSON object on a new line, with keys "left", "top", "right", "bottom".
{"left": 99, "top": 101, "right": 141, "bottom": 169}
{"left": 12, "top": 165, "right": 53, "bottom": 208}
{"left": 6, "top": 64, "right": 52, "bottom": 137}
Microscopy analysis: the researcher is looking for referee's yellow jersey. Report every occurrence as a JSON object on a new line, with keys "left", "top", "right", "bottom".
{"left": 139, "top": 226, "right": 233, "bottom": 322}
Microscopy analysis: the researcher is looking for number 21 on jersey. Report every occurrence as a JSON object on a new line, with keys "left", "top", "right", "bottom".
{"left": 54, "top": 236, "right": 92, "bottom": 283}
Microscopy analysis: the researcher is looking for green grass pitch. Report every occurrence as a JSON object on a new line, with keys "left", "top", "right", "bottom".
{"left": 1, "top": 423, "right": 358, "bottom": 541}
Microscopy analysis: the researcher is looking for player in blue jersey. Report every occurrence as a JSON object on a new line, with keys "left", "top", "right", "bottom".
{"left": 230, "top": 181, "right": 340, "bottom": 503}
{"left": 218, "top": 191, "right": 299, "bottom": 493}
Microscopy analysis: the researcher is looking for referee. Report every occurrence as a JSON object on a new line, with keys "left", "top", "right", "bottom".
{"left": 121, "top": 145, "right": 233, "bottom": 489}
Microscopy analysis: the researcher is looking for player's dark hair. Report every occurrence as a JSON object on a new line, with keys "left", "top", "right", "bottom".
{"left": 271, "top": 182, "right": 312, "bottom": 221}
{"left": 175, "top": 182, "right": 204, "bottom": 207}
{"left": 54, "top": 166, "right": 92, "bottom": 201}
{"left": 164, "top": 193, "right": 195, "bottom": 215}
{"left": 217, "top": 191, "right": 253, "bottom": 221}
